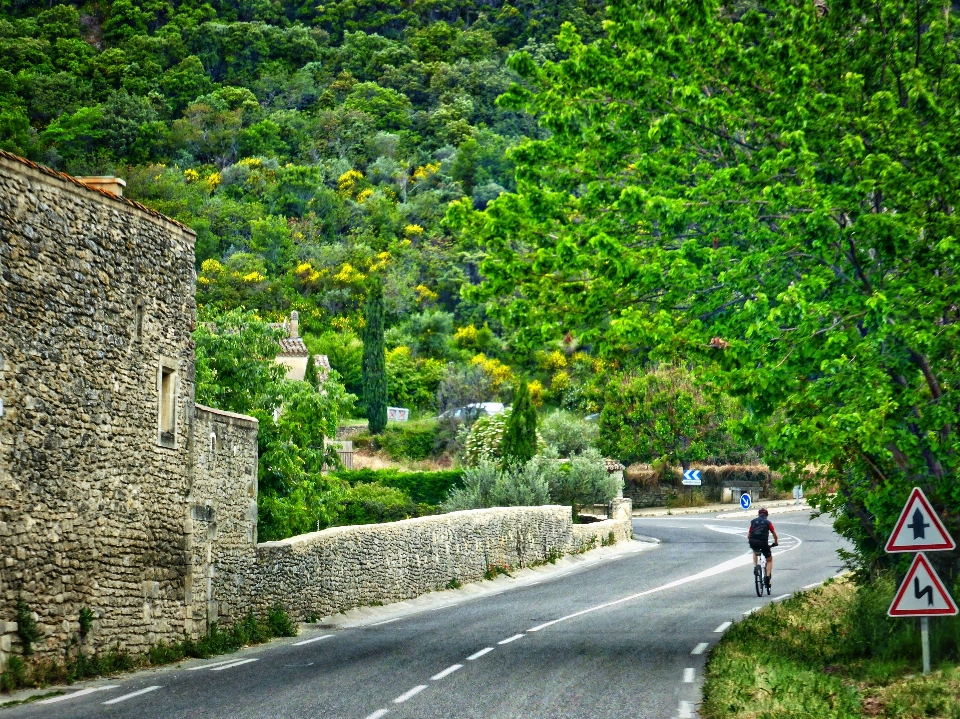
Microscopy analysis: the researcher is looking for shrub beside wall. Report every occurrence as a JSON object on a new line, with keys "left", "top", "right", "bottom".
{"left": 332, "top": 468, "right": 464, "bottom": 506}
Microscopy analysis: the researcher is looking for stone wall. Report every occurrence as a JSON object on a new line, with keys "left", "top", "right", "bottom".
{"left": 212, "top": 508, "right": 632, "bottom": 623}
{"left": 0, "top": 151, "right": 198, "bottom": 662}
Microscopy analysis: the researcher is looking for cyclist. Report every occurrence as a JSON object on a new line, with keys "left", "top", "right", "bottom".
{"left": 748, "top": 507, "right": 779, "bottom": 589}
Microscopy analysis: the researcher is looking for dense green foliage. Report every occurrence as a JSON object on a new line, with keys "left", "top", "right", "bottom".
{"left": 702, "top": 578, "right": 960, "bottom": 719}
{"left": 369, "top": 419, "right": 442, "bottom": 460}
{"left": 501, "top": 378, "right": 537, "bottom": 464}
{"left": 539, "top": 409, "right": 597, "bottom": 458}
{"left": 194, "top": 308, "right": 354, "bottom": 540}
{"left": 362, "top": 277, "right": 387, "bottom": 432}
{"left": 453, "top": 0, "right": 960, "bottom": 580}
{"left": 333, "top": 467, "right": 464, "bottom": 506}
{"left": 598, "top": 365, "right": 753, "bottom": 468}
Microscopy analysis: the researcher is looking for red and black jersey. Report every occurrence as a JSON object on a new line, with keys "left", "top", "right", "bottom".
{"left": 748, "top": 517, "right": 775, "bottom": 544}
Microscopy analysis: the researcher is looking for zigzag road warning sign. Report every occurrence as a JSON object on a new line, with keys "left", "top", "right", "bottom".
{"left": 888, "top": 553, "right": 958, "bottom": 617}
{"left": 884, "top": 488, "right": 956, "bottom": 553}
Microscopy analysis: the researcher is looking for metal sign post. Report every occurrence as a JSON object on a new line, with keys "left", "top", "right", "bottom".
{"left": 885, "top": 489, "right": 957, "bottom": 674}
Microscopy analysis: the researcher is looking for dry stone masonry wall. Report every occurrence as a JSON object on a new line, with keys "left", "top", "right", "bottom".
{"left": 0, "top": 153, "right": 633, "bottom": 667}
{"left": 0, "top": 152, "right": 198, "bottom": 663}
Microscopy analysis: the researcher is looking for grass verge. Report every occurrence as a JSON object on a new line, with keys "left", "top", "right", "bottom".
{"left": 701, "top": 577, "right": 960, "bottom": 719}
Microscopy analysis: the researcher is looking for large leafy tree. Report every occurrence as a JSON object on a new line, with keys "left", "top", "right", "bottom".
{"left": 451, "top": 0, "right": 960, "bottom": 579}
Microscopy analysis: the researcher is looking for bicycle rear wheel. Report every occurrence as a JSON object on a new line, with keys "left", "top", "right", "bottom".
{"left": 754, "top": 564, "right": 764, "bottom": 597}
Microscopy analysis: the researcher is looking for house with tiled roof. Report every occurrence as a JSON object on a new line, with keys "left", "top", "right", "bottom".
{"left": 272, "top": 311, "right": 330, "bottom": 382}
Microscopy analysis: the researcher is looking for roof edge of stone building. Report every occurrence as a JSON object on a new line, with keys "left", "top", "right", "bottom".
{"left": 195, "top": 404, "right": 259, "bottom": 429}
{"left": 0, "top": 149, "right": 196, "bottom": 237}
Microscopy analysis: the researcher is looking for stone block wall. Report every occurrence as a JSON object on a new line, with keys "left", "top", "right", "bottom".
{"left": 0, "top": 152, "right": 197, "bottom": 662}
{"left": 211, "top": 508, "right": 633, "bottom": 623}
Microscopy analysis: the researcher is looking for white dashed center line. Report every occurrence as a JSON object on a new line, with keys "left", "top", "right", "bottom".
{"left": 467, "top": 647, "right": 493, "bottom": 660}
{"left": 102, "top": 686, "right": 163, "bottom": 705}
{"left": 292, "top": 634, "right": 332, "bottom": 646}
{"left": 430, "top": 664, "right": 463, "bottom": 680}
{"left": 498, "top": 634, "right": 524, "bottom": 645}
{"left": 210, "top": 658, "right": 259, "bottom": 671}
{"left": 187, "top": 658, "right": 256, "bottom": 671}
{"left": 39, "top": 686, "right": 120, "bottom": 704}
{"left": 393, "top": 685, "right": 428, "bottom": 703}
{"left": 679, "top": 700, "right": 695, "bottom": 718}
{"left": 364, "top": 709, "right": 390, "bottom": 719}
{"left": 713, "top": 621, "right": 731, "bottom": 633}
{"left": 683, "top": 668, "right": 695, "bottom": 683}
{"left": 691, "top": 642, "right": 709, "bottom": 655}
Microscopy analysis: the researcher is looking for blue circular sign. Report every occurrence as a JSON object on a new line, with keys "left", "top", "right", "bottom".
{"left": 739, "top": 493, "right": 752, "bottom": 510}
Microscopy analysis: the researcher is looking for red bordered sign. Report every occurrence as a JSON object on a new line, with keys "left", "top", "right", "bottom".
{"left": 888, "top": 553, "right": 958, "bottom": 617}
{"left": 884, "top": 488, "right": 956, "bottom": 553}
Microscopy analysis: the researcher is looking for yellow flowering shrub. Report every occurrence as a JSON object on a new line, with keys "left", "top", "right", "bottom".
{"left": 200, "top": 259, "right": 225, "bottom": 274}
{"left": 551, "top": 371, "right": 570, "bottom": 391}
{"left": 415, "top": 284, "right": 438, "bottom": 303}
{"left": 205, "top": 172, "right": 221, "bottom": 192}
{"left": 242, "top": 271, "right": 265, "bottom": 283}
{"left": 295, "top": 262, "right": 321, "bottom": 285}
{"left": 356, "top": 188, "right": 374, "bottom": 203}
{"left": 183, "top": 168, "right": 200, "bottom": 182}
{"left": 412, "top": 162, "right": 441, "bottom": 182}
{"left": 470, "top": 353, "right": 513, "bottom": 392}
{"left": 333, "top": 263, "right": 365, "bottom": 285}
{"left": 528, "top": 380, "right": 545, "bottom": 407}
{"left": 453, "top": 324, "right": 478, "bottom": 347}
{"left": 404, "top": 224, "right": 424, "bottom": 236}
{"left": 540, "top": 350, "right": 568, "bottom": 371}
{"left": 337, "top": 169, "right": 364, "bottom": 195}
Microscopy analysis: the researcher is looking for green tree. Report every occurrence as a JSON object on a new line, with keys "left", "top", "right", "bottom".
{"left": 362, "top": 277, "right": 388, "bottom": 434}
{"left": 501, "top": 379, "right": 537, "bottom": 465}
{"left": 451, "top": 0, "right": 960, "bottom": 579}
{"left": 304, "top": 352, "right": 320, "bottom": 389}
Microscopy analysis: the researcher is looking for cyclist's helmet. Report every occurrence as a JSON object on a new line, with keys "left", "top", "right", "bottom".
{"left": 758, "top": 507, "right": 769, "bottom": 516}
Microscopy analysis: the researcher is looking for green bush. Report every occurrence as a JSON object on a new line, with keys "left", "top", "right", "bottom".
{"left": 332, "top": 468, "right": 464, "bottom": 506}
{"left": 540, "top": 410, "right": 599, "bottom": 457}
{"left": 336, "top": 482, "right": 419, "bottom": 525}
{"left": 441, "top": 457, "right": 552, "bottom": 511}
{"left": 374, "top": 420, "right": 441, "bottom": 460}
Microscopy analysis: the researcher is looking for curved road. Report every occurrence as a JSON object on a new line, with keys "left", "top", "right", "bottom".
{"left": 6, "top": 509, "right": 846, "bottom": 719}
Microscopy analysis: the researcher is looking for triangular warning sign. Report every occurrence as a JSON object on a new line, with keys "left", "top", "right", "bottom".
{"left": 885, "top": 488, "right": 956, "bottom": 553}
{"left": 888, "top": 553, "right": 958, "bottom": 617}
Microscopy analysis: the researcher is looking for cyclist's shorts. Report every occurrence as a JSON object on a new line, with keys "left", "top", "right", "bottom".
{"left": 749, "top": 541, "right": 772, "bottom": 559}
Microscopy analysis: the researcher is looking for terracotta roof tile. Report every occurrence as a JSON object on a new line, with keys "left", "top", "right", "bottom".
{"left": 278, "top": 337, "right": 310, "bottom": 357}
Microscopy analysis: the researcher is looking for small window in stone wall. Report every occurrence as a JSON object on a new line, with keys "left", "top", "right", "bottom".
{"left": 158, "top": 359, "right": 178, "bottom": 448}
{"left": 135, "top": 303, "right": 144, "bottom": 341}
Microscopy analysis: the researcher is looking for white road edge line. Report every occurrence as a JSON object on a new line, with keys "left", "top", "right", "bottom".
{"left": 393, "top": 685, "right": 428, "bottom": 703}
{"left": 691, "top": 643, "right": 709, "bottom": 655}
{"left": 292, "top": 634, "right": 333, "bottom": 646}
{"left": 467, "top": 647, "right": 494, "bottom": 660}
{"left": 526, "top": 535, "right": 803, "bottom": 634}
{"left": 102, "top": 686, "right": 163, "bottom": 705}
{"left": 683, "top": 668, "right": 695, "bottom": 683}
{"left": 186, "top": 657, "right": 257, "bottom": 671}
{"left": 773, "top": 594, "right": 791, "bottom": 601}
{"left": 498, "top": 634, "right": 524, "bottom": 645}
{"left": 679, "top": 700, "right": 695, "bottom": 718}
{"left": 714, "top": 621, "right": 732, "bottom": 633}
{"left": 430, "top": 664, "right": 463, "bottom": 681}
{"left": 210, "top": 658, "right": 259, "bottom": 671}
{"left": 370, "top": 617, "right": 401, "bottom": 626}
{"left": 39, "top": 686, "right": 120, "bottom": 704}
{"left": 364, "top": 710, "right": 390, "bottom": 719}
{"left": 802, "top": 582, "right": 821, "bottom": 590}
{"left": 743, "top": 607, "right": 761, "bottom": 616}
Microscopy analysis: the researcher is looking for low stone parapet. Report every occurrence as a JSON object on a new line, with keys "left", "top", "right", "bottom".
{"left": 213, "top": 507, "right": 633, "bottom": 623}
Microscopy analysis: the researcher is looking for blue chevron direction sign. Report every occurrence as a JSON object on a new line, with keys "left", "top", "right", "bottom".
{"left": 682, "top": 469, "right": 702, "bottom": 486}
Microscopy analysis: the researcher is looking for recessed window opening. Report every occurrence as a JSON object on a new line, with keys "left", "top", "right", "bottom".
{"left": 158, "top": 362, "right": 178, "bottom": 447}
{"left": 135, "top": 303, "right": 144, "bottom": 341}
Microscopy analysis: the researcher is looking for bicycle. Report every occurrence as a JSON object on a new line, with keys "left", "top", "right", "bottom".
{"left": 752, "top": 541, "right": 779, "bottom": 597}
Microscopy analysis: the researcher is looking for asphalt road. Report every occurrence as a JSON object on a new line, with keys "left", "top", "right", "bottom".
{"left": 7, "top": 508, "right": 846, "bottom": 719}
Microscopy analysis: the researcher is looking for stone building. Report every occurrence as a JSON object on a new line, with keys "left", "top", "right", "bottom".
{"left": 271, "top": 311, "right": 329, "bottom": 383}
{"left": 0, "top": 150, "right": 259, "bottom": 664}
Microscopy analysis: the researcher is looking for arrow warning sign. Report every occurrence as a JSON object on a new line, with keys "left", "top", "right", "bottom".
{"left": 884, "top": 488, "right": 956, "bottom": 553}
{"left": 888, "top": 553, "right": 958, "bottom": 617}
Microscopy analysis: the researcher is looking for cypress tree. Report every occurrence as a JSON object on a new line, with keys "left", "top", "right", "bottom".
{"left": 304, "top": 352, "right": 319, "bottom": 389}
{"left": 501, "top": 378, "right": 537, "bottom": 464}
{"left": 362, "top": 277, "right": 388, "bottom": 434}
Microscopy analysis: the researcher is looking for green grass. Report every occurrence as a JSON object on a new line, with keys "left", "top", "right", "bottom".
{"left": 701, "top": 578, "right": 960, "bottom": 719}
